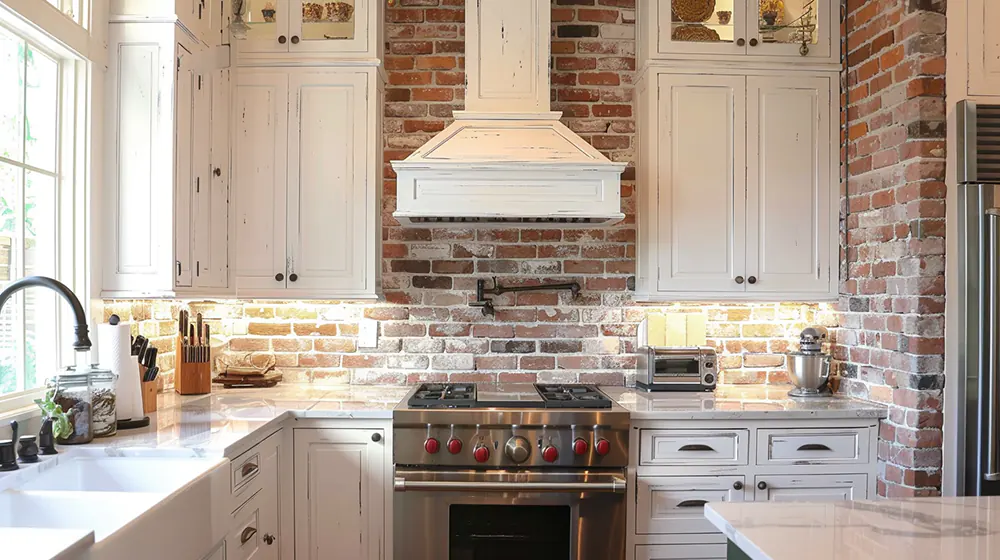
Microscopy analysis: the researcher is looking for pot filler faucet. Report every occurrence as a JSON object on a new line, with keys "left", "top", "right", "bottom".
{"left": 0, "top": 276, "right": 92, "bottom": 351}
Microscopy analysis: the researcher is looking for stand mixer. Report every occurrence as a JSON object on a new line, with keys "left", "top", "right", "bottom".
{"left": 787, "top": 327, "right": 832, "bottom": 398}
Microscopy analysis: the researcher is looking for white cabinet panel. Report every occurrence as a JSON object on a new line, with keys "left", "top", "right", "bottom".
{"left": 640, "top": 429, "right": 749, "bottom": 466}
{"left": 287, "top": 73, "right": 368, "bottom": 293}
{"left": 754, "top": 474, "right": 867, "bottom": 502}
{"left": 195, "top": 67, "right": 232, "bottom": 288}
{"left": 746, "top": 76, "right": 832, "bottom": 294}
{"left": 756, "top": 428, "right": 869, "bottom": 467}
{"left": 232, "top": 71, "right": 289, "bottom": 291}
{"left": 969, "top": 0, "right": 1000, "bottom": 95}
{"left": 636, "top": 476, "right": 745, "bottom": 534}
{"left": 293, "top": 428, "right": 384, "bottom": 560}
{"left": 636, "top": 543, "right": 727, "bottom": 560}
{"left": 175, "top": 44, "right": 195, "bottom": 288}
{"left": 654, "top": 73, "right": 746, "bottom": 293}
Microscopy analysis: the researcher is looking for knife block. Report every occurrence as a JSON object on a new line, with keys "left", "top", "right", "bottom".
{"left": 174, "top": 334, "right": 212, "bottom": 395}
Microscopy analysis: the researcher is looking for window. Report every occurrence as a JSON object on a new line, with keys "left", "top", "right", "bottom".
{"left": 0, "top": 24, "right": 65, "bottom": 399}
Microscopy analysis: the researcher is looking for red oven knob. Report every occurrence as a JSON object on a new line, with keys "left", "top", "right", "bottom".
{"left": 424, "top": 437, "right": 440, "bottom": 454}
{"left": 595, "top": 438, "right": 611, "bottom": 457}
{"left": 473, "top": 444, "right": 490, "bottom": 463}
{"left": 573, "top": 438, "right": 589, "bottom": 456}
{"left": 542, "top": 445, "right": 559, "bottom": 463}
{"left": 447, "top": 438, "right": 463, "bottom": 454}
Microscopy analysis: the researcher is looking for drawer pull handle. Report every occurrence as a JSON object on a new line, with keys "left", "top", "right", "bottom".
{"left": 797, "top": 443, "right": 832, "bottom": 451}
{"left": 676, "top": 499, "right": 709, "bottom": 508}
{"left": 241, "top": 462, "right": 259, "bottom": 478}
{"left": 240, "top": 526, "right": 258, "bottom": 545}
{"left": 678, "top": 444, "right": 715, "bottom": 452}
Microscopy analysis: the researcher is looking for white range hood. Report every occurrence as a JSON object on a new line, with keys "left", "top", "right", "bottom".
{"left": 391, "top": 0, "right": 626, "bottom": 227}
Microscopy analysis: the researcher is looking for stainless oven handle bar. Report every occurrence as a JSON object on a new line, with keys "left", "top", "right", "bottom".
{"left": 393, "top": 477, "right": 627, "bottom": 493}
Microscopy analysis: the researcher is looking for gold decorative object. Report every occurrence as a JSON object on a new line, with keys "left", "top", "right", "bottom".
{"left": 671, "top": 0, "right": 716, "bottom": 23}
{"left": 716, "top": 10, "right": 732, "bottom": 24}
{"left": 759, "top": 0, "right": 785, "bottom": 25}
{"left": 325, "top": 2, "right": 355, "bottom": 22}
{"left": 303, "top": 2, "right": 324, "bottom": 21}
{"left": 261, "top": 1, "right": 276, "bottom": 22}
{"left": 672, "top": 24, "right": 721, "bottom": 42}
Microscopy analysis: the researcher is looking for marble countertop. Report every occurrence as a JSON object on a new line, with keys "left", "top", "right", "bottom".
{"left": 601, "top": 385, "right": 887, "bottom": 420}
{"left": 706, "top": 497, "right": 1000, "bottom": 560}
{"left": 4, "top": 528, "right": 94, "bottom": 560}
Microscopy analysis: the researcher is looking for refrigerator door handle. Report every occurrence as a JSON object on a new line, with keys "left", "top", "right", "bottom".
{"left": 986, "top": 210, "right": 1000, "bottom": 481}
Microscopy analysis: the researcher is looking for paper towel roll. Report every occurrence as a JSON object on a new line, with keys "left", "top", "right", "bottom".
{"left": 98, "top": 322, "right": 144, "bottom": 421}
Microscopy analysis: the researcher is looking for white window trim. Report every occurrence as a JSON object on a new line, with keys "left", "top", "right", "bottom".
{"left": 0, "top": 10, "right": 91, "bottom": 414}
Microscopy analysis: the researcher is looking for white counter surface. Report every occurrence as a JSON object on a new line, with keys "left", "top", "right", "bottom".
{"left": 4, "top": 528, "right": 94, "bottom": 560}
{"left": 706, "top": 497, "right": 1000, "bottom": 560}
{"left": 601, "top": 385, "right": 887, "bottom": 420}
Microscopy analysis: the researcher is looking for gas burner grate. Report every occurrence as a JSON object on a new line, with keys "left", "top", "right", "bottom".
{"left": 534, "top": 384, "right": 613, "bottom": 409}
{"left": 408, "top": 383, "right": 478, "bottom": 408}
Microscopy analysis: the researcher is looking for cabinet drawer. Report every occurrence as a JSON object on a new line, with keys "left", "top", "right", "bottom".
{"left": 754, "top": 474, "right": 867, "bottom": 502}
{"left": 635, "top": 543, "right": 727, "bottom": 560}
{"left": 636, "top": 476, "right": 745, "bottom": 534}
{"left": 640, "top": 430, "right": 749, "bottom": 466}
{"left": 231, "top": 431, "right": 280, "bottom": 510}
{"left": 756, "top": 428, "right": 869, "bottom": 466}
{"left": 232, "top": 449, "right": 262, "bottom": 494}
{"left": 229, "top": 490, "right": 263, "bottom": 560}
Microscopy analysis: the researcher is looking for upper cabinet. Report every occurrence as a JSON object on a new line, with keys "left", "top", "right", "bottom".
{"left": 638, "top": 0, "right": 838, "bottom": 66}
{"left": 968, "top": 0, "right": 1000, "bottom": 95}
{"left": 236, "top": 0, "right": 384, "bottom": 60}
{"left": 110, "top": 0, "right": 223, "bottom": 46}
{"left": 635, "top": 69, "right": 837, "bottom": 302}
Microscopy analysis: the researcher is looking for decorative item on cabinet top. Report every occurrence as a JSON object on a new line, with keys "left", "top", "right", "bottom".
{"left": 672, "top": 0, "right": 717, "bottom": 22}
{"left": 717, "top": 10, "right": 732, "bottom": 25}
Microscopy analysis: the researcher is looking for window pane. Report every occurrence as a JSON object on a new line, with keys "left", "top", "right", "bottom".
{"left": 0, "top": 28, "right": 24, "bottom": 163}
{"left": 24, "top": 171, "right": 57, "bottom": 389}
{"left": 25, "top": 47, "right": 58, "bottom": 172}
{"left": 0, "top": 161, "right": 22, "bottom": 395}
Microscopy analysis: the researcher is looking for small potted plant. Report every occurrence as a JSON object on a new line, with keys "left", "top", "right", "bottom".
{"left": 34, "top": 391, "right": 72, "bottom": 451}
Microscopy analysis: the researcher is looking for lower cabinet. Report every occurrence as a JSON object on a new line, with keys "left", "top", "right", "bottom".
{"left": 293, "top": 428, "right": 386, "bottom": 560}
{"left": 635, "top": 542, "right": 728, "bottom": 560}
{"left": 637, "top": 476, "right": 745, "bottom": 534}
{"left": 753, "top": 474, "right": 867, "bottom": 502}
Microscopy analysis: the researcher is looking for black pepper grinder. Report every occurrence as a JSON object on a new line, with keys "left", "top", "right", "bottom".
{"left": 38, "top": 417, "right": 58, "bottom": 455}
{"left": 0, "top": 420, "right": 19, "bottom": 471}
{"left": 18, "top": 433, "right": 38, "bottom": 463}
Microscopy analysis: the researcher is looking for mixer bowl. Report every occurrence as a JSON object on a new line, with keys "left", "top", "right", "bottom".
{"left": 787, "top": 353, "right": 830, "bottom": 392}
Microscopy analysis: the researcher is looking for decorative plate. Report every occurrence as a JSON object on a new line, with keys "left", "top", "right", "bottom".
{"left": 672, "top": 24, "right": 722, "bottom": 42}
{"left": 672, "top": 0, "right": 717, "bottom": 23}
{"left": 325, "top": 2, "right": 355, "bottom": 22}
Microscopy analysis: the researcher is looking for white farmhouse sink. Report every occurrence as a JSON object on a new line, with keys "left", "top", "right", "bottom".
{"left": 0, "top": 490, "right": 160, "bottom": 540}
{"left": 19, "top": 457, "right": 222, "bottom": 493}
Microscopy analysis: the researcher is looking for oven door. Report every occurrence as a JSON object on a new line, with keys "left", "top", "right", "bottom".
{"left": 394, "top": 468, "right": 627, "bottom": 560}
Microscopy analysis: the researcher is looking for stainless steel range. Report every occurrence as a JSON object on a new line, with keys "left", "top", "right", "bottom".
{"left": 393, "top": 383, "right": 629, "bottom": 560}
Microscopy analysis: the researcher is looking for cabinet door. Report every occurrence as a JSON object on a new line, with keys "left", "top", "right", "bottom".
{"left": 257, "top": 433, "right": 281, "bottom": 559}
{"left": 286, "top": 72, "right": 369, "bottom": 294}
{"left": 635, "top": 543, "right": 727, "bottom": 560}
{"left": 754, "top": 474, "right": 867, "bottom": 502}
{"left": 745, "top": 76, "right": 832, "bottom": 295}
{"left": 655, "top": 73, "right": 746, "bottom": 293}
{"left": 232, "top": 71, "right": 289, "bottom": 292}
{"left": 969, "top": 0, "right": 1000, "bottom": 95}
{"left": 293, "top": 429, "right": 385, "bottom": 560}
{"left": 746, "top": 0, "right": 833, "bottom": 60}
{"left": 192, "top": 67, "right": 230, "bottom": 289}
{"left": 174, "top": 44, "right": 195, "bottom": 288}
{"left": 240, "top": 0, "right": 292, "bottom": 52}
{"left": 653, "top": 0, "right": 747, "bottom": 57}
{"left": 636, "top": 476, "right": 746, "bottom": 534}
{"left": 290, "top": 0, "right": 369, "bottom": 54}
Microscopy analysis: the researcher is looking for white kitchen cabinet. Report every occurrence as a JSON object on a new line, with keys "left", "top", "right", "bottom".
{"left": 638, "top": 0, "right": 837, "bottom": 66}
{"left": 232, "top": 67, "right": 381, "bottom": 299}
{"left": 111, "top": 0, "right": 215, "bottom": 44}
{"left": 236, "top": 0, "right": 384, "bottom": 60}
{"left": 635, "top": 542, "right": 728, "bottom": 560}
{"left": 636, "top": 476, "right": 745, "bottom": 534}
{"left": 226, "top": 431, "right": 282, "bottom": 559}
{"left": 201, "top": 541, "right": 227, "bottom": 560}
{"left": 635, "top": 69, "right": 838, "bottom": 302}
{"left": 968, "top": 0, "right": 1000, "bottom": 95}
{"left": 102, "top": 22, "right": 230, "bottom": 297}
{"left": 293, "top": 428, "right": 385, "bottom": 560}
{"left": 753, "top": 474, "right": 867, "bottom": 502}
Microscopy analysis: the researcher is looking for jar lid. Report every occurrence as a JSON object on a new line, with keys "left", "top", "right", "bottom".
{"left": 54, "top": 365, "right": 115, "bottom": 379}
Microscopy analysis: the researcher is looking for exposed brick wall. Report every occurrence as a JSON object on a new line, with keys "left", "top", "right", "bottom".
{"left": 104, "top": 2, "right": 833, "bottom": 390}
{"left": 835, "top": 0, "right": 946, "bottom": 497}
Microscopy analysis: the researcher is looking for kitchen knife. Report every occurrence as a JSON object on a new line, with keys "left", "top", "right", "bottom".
{"left": 189, "top": 325, "right": 196, "bottom": 362}
{"left": 145, "top": 347, "right": 158, "bottom": 369}
{"left": 131, "top": 335, "right": 147, "bottom": 357}
{"left": 136, "top": 338, "right": 149, "bottom": 364}
{"left": 196, "top": 313, "right": 203, "bottom": 347}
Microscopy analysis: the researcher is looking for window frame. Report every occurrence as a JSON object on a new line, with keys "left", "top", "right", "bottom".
{"left": 0, "top": 13, "right": 90, "bottom": 414}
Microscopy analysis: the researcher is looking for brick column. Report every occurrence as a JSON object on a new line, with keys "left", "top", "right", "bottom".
{"left": 836, "top": 0, "right": 947, "bottom": 497}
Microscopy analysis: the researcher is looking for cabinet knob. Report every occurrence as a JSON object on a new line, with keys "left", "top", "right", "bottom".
{"left": 291, "top": 36, "right": 300, "bottom": 44}
{"left": 213, "top": 167, "right": 221, "bottom": 177}
{"left": 278, "top": 35, "right": 287, "bottom": 44}
{"left": 758, "top": 481, "right": 767, "bottom": 490}
{"left": 372, "top": 433, "right": 382, "bottom": 442}
{"left": 275, "top": 273, "right": 285, "bottom": 282}
{"left": 800, "top": 44, "right": 810, "bottom": 56}
{"left": 736, "top": 38, "right": 746, "bottom": 46}
{"left": 735, "top": 276, "right": 745, "bottom": 285}
{"left": 748, "top": 276, "right": 757, "bottom": 285}
{"left": 733, "top": 481, "right": 744, "bottom": 490}
{"left": 289, "top": 273, "right": 299, "bottom": 282}
{"left": 263, "top": 534, "right": 275, "bottom": 545}
{"left": 749, "top": 38, "right": 759, "bottom": 47}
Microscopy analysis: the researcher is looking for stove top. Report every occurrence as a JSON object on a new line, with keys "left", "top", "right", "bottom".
{"left": 405, "top": 383, "right": 613, "bottom": 409}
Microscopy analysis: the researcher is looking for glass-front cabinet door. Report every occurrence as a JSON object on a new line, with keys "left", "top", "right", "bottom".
{"left": 290, "top": 0, "right": 368, "bottom": 53}
{"left": 748, "top": 0, "right": 831, "bottom": 59}
{"left": 655, "top": 0, "right": 747, "bottom": 56}
{"left": 240, "top": 0, "right": 291, "bottom": 52}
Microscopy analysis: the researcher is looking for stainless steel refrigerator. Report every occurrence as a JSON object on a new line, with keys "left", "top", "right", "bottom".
{"left": 958, "top": 100, "right": 1000, "bottom": 495}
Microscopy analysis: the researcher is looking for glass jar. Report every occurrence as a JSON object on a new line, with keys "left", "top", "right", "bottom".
{"left": 90, "top": 369, "right": 118, "bottom": 438}
{"left": 47, "top": 366, "right": 107, "bottom": 444}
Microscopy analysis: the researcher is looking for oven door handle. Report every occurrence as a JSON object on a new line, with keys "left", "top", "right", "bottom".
{"left": 393, "top": 477, "right": 627, "bottom": 494}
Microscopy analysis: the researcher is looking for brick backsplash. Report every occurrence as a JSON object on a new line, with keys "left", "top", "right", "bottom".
{"left": 102, "top": 300, "right": 837, "bottom": 388}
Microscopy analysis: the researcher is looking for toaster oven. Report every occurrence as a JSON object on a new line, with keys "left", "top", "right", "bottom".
{"left": 636, "top": 346, "right": 718, "bottom": 392}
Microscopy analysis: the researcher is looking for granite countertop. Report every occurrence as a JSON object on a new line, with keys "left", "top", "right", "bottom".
{"left": 600, "top": 385, "right": 887, "bottom": 420}
{"left": 706, "top": 497, "right": 1000, "bottom": 560}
